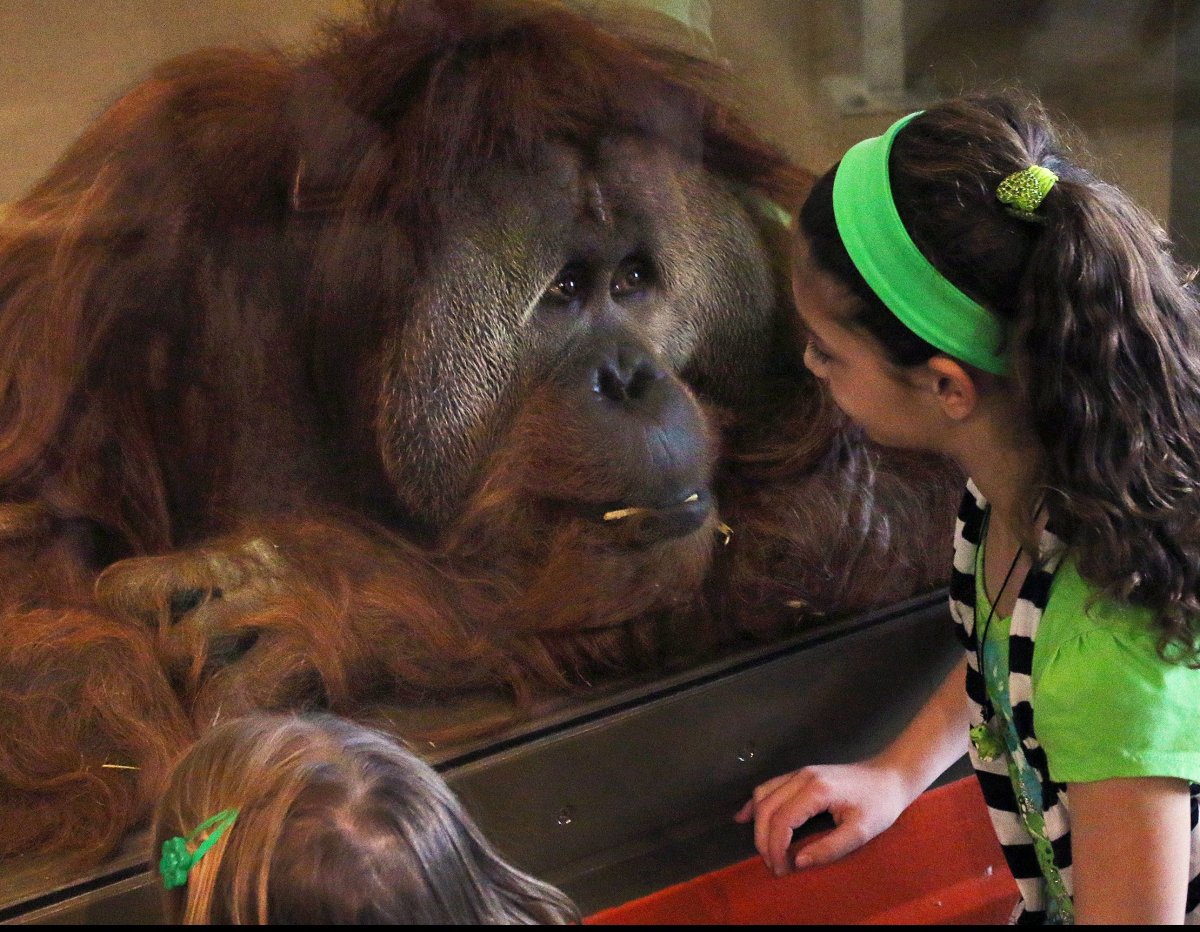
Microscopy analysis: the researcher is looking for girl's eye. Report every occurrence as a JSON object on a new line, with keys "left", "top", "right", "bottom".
{"left": 805, "top": 339, "right": 832, "bottom": 364}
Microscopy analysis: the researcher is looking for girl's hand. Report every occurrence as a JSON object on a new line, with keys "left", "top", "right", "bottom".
{"left": 734, "top": 760, "right": 910, "bottom": 877}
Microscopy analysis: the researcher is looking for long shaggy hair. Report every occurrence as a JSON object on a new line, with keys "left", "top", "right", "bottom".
{"left": 0, "top": 0, "right": 960, "bottom": 866}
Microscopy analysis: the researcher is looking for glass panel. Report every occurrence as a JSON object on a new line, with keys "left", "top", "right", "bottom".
{"left": 0, "top": 0, "right": 1191, "bottom": 921}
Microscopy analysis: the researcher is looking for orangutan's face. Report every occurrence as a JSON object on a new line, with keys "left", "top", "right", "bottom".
{"left": 375, "top": 136, "right": 777, "bottom": 542}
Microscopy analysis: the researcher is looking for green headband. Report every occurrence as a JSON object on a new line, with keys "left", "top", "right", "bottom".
{"left": 159, "top": 808, "right": 239, "bottom": 890}
{"left": 832, "top": 112, "right": 1011, "bottom": 375}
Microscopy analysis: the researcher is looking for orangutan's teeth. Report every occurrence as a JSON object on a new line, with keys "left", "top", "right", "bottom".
{"left": 683, "top": 493, "right": 699, "bottom": 503}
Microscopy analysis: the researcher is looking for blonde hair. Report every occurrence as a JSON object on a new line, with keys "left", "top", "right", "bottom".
{"left": 151, "top": 712, "right": 579, "bottom": 924}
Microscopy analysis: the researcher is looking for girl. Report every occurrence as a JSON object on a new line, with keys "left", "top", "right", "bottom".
{"left": 152, "top": 712, "right": 580, "bottom": 924}
{"left": 736, "top": 92, "right": 1200, "bottom": 924}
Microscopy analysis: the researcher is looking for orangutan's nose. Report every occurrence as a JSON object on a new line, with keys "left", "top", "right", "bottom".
{"left": 594, "top": 346, "right": 662, "bottom": 403}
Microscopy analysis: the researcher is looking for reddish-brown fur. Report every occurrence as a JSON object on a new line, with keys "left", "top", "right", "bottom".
{"left": 0, "top": 0, "right": 958, "bottom": 864}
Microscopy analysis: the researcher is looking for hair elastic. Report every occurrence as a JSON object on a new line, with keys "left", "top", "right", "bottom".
{"left": 832, "top": 112, "right": 1010, "bottom": 375}
{"left": 996, "top": 165, "right": 1058, "bottom": 219}
{"left": 159, "top": 808, "right": 239, "bottom": 890}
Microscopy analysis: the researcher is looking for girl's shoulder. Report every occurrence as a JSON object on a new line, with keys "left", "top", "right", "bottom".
{"left": 1037, "top": 558, "right": 1157, "bottom": 650}
{"left": 1032, "top": 557, "right": 1198, "bottom": 705}
{"left": 1032, "top": 559, "right": 1200, "bottom": 785}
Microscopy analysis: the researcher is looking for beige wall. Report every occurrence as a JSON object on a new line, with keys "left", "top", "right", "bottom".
{"left": 0, "top": 0, "right": 349, "bottom": 204}
{"left": 0, "top": 1, "right": 1179, "bottom": 222}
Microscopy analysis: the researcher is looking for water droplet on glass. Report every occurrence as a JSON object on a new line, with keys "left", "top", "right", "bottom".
{"left": 556, "top": 806, "right": 575, "bottom": 826}
{"left": 736, "top": 742, "right": 757, "bottom": 763}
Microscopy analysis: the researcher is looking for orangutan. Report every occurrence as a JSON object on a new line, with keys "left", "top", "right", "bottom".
{"left": 0, "top": 0, "right": 959, "bottom": 864}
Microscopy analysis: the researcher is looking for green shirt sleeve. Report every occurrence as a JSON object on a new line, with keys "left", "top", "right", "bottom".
{"left": 1031, "top": 563, "right": 1200, "bottom": 785}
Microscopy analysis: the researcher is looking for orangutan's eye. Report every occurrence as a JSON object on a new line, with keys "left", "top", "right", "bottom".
{"left": 611, "top": 256, "right": 655, "bottom": 297}
{"left": 545, "top": 264, "right": 589, "bottom": 305}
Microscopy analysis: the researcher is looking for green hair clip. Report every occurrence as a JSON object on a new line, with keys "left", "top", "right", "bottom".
{"left": 159, "top": 808, "right": 239, "bottom": 890}
{"left": 996, "top": 165, "right": 1058, "bottom": 219}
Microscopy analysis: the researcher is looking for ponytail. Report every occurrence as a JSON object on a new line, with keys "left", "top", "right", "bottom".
{"left": 1018, "top": 168, "right": 1200, "bottom": 661}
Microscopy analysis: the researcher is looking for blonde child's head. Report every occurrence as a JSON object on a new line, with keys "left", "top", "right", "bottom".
{"left": 152, "top": 712, "right": 580, "bottom": 924}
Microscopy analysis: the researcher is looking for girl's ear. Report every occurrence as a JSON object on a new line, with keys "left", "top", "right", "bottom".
{"left": 922, "top": 355, "right": 979, "bottom": 421}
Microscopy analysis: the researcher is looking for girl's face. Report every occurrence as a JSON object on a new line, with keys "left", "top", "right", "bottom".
{"left": 792, "top": 239, "right": 937, "bottom": 451}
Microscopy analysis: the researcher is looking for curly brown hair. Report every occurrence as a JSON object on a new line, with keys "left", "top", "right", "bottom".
{"left": 798, "top": 91, "right": 1200, "bottom": 664}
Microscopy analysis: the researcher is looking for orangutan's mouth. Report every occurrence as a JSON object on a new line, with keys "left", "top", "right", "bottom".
{"left": 600, "top": 488, "right": 712, "bottom": 544}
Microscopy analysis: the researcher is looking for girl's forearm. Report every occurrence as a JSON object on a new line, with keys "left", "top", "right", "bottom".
{"left": 872, "top": 656, "right": 972, "bottom": 805}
